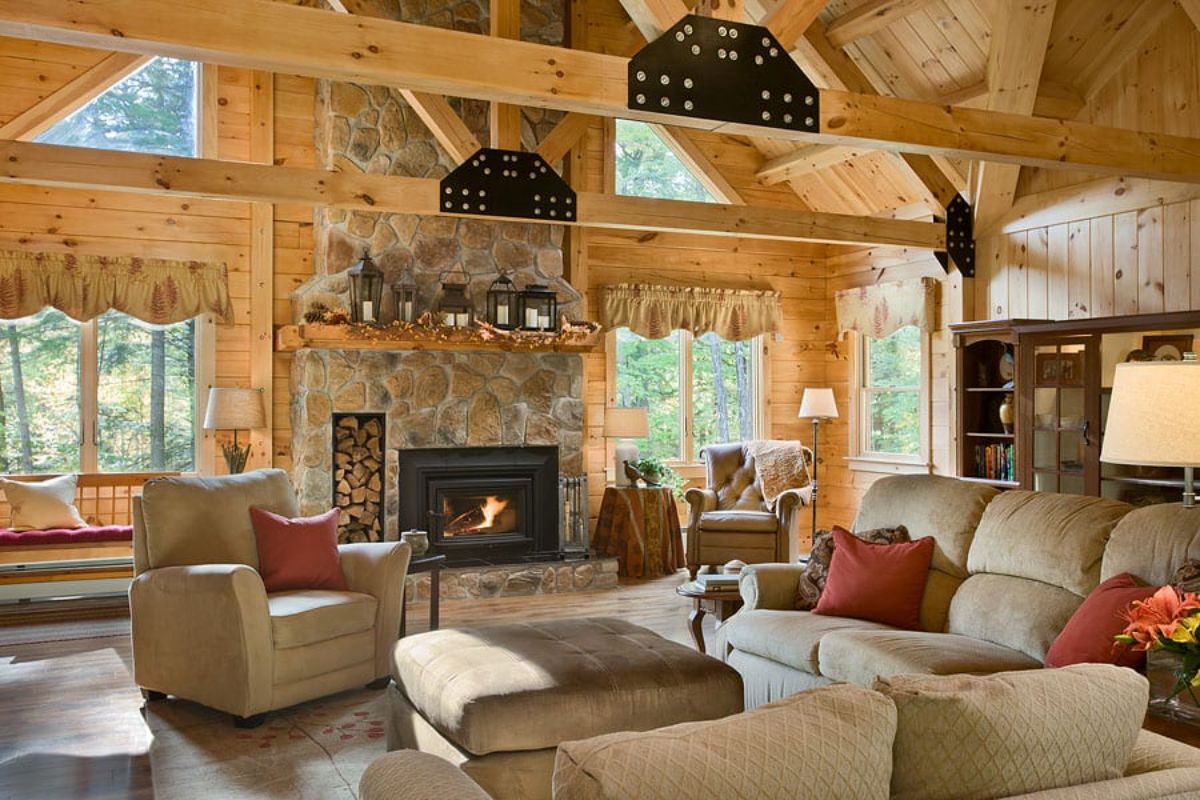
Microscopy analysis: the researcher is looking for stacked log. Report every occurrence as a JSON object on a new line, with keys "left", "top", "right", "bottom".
{"left": 333, "top": 414, "right": 384, "bottom": 542}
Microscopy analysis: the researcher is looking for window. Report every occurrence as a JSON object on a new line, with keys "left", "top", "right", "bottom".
{"left": 614, "top": 120, "right": 715, "bottom": 203}
{"left": 37, "top": 57, "right": 200, "bottom": 157}
{"left": 854, "top": 325, "right": 927, "bottom": 466}
{"left": 0, "top": 311, "right": 199, "bottom": 473}
{"left": 612, "top": 328, "right": 761, "bottom": 463}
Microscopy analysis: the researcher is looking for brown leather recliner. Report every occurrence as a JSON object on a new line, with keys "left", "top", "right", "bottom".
{"left": 684, "top": 442, "right": 811, "bottom": 579}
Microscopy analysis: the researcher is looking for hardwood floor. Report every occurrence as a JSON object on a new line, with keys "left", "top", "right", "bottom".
{"left": 0, "top": 574, "right": 701, "bottom": 800}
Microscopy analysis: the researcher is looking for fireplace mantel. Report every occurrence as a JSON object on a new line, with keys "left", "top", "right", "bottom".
{"left": 276, "top": 323, "right": 601, "bottom": 354}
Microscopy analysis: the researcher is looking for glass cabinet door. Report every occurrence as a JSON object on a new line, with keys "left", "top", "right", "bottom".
{"left": 1025, "top": 337, "right": 1100, "bottom": 495}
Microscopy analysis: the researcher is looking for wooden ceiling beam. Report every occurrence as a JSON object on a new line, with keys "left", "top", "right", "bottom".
{"left": 0, "top": 51, "right": 150, "bottom": 141}
{"left": 756, "top": 143, "right": 863, "bottom": 184}
{"left": 488, "top": 0, "right": 523, "bottom": 149}
{"left": 971, "top": 0, "right": 1056, "bottom": 231}
{"left": 824, "top": 0, "right": 937, "bottom": 50}
{"left": 536, "top": 112, "right": 598, "bottom": 164}
{"left": 398, "top": 91, "right": 482, "bottom": 164}
{"left": 761, "top": 0, "right": 828, "bottom": 50}
{"left": 648, "top": 124, "right": 747, "bottom": 204}
{"left": 938, "top": 79, "right": 1084, "bottom": 120}
{"left": 0, "top": 139, "right": 944, "bottom": 248}
{"left": 614, "top": 0, "right": 684, "bottom": 40}
{"left": 5, "top": 0, "right": 1200, "bottom": 183}
{"left": 1179, "top": 0, "right": 1200, "bottom": 31}
{"left": 1073, "top": 1, "right": 1174, "bottom": 100}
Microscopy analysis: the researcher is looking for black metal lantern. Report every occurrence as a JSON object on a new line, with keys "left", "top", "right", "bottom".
{"left": 486, "top": 272, "right": 519, "bottom": 329}
{"left": 519, "top": 284, "right": 558, "bottom": 331}
{"left": 391, "top": 265, "right": 418, "bottom": 324}
{"left": 437, "top": 264, "right": 474, "bottom": 328}
{"left": 347, "top": 250, "right": 384, "bottom": 324}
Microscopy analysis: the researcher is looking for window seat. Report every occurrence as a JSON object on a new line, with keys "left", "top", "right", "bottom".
{"left": 0, "top": 524, "right": 132, "bottom": 547}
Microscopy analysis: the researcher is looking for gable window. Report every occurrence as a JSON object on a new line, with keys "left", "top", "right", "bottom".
{"left": 0, "top": 311, "right": 198, "bottom": 473}
{"left": 37, "top": 57, "right": 199, "bottom": 157}
{"left": 614, "top": 120, "right": 715, "bottom": 203}
{"left": 612, "top": 327, "right": 762, "bottom": 464}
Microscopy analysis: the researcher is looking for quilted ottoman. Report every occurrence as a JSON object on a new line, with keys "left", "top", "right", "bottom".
{"left": 387, "top": 617, "right": 744, "bottom": 800}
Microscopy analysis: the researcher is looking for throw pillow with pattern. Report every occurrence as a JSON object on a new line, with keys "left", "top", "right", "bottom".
{"left": 1173, "top": 559, "right": 1200, "bottom": 594}
{"left": 794, "top": 524, "right": 909, "bottom": 610}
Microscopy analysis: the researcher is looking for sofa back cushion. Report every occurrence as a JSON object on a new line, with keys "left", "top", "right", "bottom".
{"left": 879, "top": 664, "right": 1148, "bottom": 800}
{"left": 948, "top": 491, "right": 1131, "bottom": 660}
{"left": 853, "top": 475, "right": 999, "bottom": 632}
{"left": 138, "top": 469, "right": 299, "bottom": 571}
{"left": 1102, "top": 503, "right": 1200, "bottom": 586}
{"left": 553, "top": 683, "right": 896, "bottom": 800}
{"left": 701, "top": 442, "right": 766, "bottom": 511}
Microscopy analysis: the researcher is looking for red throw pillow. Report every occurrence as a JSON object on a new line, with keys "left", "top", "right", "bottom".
{"left": 250, "top": 507, "right": 348, "bottom": 593}
{"left": 813, "top": 528, "right": 934, "bottom": 630}
{"left": 1044, "top": 572, "right": 1158, "bottom": 669}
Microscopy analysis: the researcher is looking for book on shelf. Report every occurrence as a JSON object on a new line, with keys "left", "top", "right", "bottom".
{"left": 975, "top": 442, "right": 1016, "bottom": 483}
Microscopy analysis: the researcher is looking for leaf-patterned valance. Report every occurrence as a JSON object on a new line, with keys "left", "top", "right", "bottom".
{"left": 0, "top": 250, "right": 233, "bottom": 324}
{"left": 835, "top": 277, "right": 938, "bottom": 339}
{"left": 601, "top": 284, "right": 782, "bottom": 341}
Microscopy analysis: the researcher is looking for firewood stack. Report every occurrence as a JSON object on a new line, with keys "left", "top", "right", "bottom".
{"left": 333, "top": 414, "right": 384, "bottom": 542}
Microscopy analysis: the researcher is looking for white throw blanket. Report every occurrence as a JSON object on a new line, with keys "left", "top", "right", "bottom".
{"left": 744, "top": 440, "right": 811, "bottom": 511}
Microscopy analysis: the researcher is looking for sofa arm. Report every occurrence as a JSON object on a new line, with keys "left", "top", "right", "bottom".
{"left": 360, "top": 751, "right": 492, "bottom": 800}
{"left": 130, "top": 563, "right": 272, "bottom": 717}
{"left": 739, "top": 563, "right": 807, "bottom": 611}
{"left": 339, "top": 541, "right": 412, "bottom": 680}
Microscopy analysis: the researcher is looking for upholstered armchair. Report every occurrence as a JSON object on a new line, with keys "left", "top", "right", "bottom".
{"left": 129, "top": 469, "right": 411, "bottom": 727}
{"left": 684, "top": 442, "right": 811, "bottom": 578}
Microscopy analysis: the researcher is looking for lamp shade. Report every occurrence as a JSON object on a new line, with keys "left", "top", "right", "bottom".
{"left": 204, "top": 387, "right": 266, "bottom": 431}
{"left": 604, "top": 407, "right": 649, "bottom": 438}
{"left": 1102, "top": 361, "right": 1200, "bottom": 467}
{"left": 798, "top": 387, "right": 839, "bottom": 419}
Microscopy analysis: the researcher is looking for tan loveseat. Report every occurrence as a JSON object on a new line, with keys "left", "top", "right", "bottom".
{"left": 684, "top": 442, "right": 811, "bottom": 577}
{"left": 359, "top": 665, "right": 1200, "bottom": 800}
{"left": 718, "top": 474, "right": 1200, "bottom": 708}
{"left": 129, "top": 469, "right": 411, "bottom": 726}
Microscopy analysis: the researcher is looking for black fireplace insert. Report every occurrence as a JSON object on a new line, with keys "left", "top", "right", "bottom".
{"left": 397, "top": 446, "right": 559, "bottom": 565}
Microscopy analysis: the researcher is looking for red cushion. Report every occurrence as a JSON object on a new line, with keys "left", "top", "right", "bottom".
{"left": 813, "top": 528, "right": 934, "bottom": 630}
{"left": 0, "top": 525, "right": 132, "bottom": 546}
{"left": 250, "top": 507, "right": 347, "bottom": 593}
{"left": 1044, "top": 572, "right": 1157, "bottom": 669}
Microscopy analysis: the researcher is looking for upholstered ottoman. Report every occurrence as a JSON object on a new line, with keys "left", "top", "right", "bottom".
{"left": 387, "top": 617, "right": 743, "bottom": 800}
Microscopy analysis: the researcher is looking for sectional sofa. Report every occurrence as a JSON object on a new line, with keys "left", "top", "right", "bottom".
{"left": 717, "top": 474, "right": 1200, "bottom": 707}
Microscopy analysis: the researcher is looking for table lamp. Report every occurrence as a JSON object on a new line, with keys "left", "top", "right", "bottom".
{"left": 1102, "top": 358, "right": 1200, "bottom": 508}
{"left": 798, "top": 387, "right": 839, "bottom": 544}
{"left": 204, "top": 387, "right": 267, "bottom": 474}
{"left": 604, "top": 407, "right": 649, "bottom": 487}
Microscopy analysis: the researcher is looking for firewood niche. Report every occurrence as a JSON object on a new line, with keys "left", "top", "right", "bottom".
{"left": 333, "top": 412, "right": 385, "bottom": 543}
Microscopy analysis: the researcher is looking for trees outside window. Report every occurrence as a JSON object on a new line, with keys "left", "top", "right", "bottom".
{"left": 613, "top": 327, "right": 760, "bottom": 463}
{"left": 37, "top": 57, "right": 199, "bottom": 157}
{"left": 614, "top": 120, "right": 715, "bottom": 203}
{"left": 859, "top": 325, "right": 922, "bottom": 458}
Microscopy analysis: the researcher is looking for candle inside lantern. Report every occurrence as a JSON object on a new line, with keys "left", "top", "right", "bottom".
{"left": 525, "top": 307, "right": 539, "bottom": 328}
{"left": 362, "top": 300, "right": 375, "bottom": 323}
{"left": 538, "top": 313, "right": 551, "bottom": 330}
{"left": 455, "top": 312, "right": 469, "bottom": 328}
{"left": 403, "top": 299, "right": 413, "bottom": 322}
{"left": 497, "top": 304, "right": 509, "bottom": 326}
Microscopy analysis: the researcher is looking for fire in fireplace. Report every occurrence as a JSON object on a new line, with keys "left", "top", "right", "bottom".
{"left": 398, "top": 446, "right": 559, "bottom": 565}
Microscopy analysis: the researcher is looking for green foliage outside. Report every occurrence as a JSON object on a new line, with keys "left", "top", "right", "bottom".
{"left": 614, "top": 120, "right": 715, "bottom": 203}
{"left": 865, "top": 325, "right": 921, "bottom": 456}
{"left": 37, "top": 57, "right": 198, "bottom": 157}
{"left": 0, "top": 311, "right": 81, "bottom": 472}
{"left": 614, "top": 328, "right": 756, "bottom": 463}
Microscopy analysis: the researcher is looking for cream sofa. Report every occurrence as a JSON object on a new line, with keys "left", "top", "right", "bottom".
{"left": 717, "top": 474, "right": 1200, "bottom": 707}
{"left": 129, "top": 469, "right": 411, "bottom": 726}
{"left": 359, "top": 665, "right": 1200, "bottom": 800}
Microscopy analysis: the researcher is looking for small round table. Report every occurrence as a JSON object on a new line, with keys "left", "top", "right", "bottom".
{"left": 675, "top": 582, "right": 743, "bottom": 655}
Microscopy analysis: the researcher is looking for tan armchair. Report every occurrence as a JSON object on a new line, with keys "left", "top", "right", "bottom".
{"left": 129, "top": 469, "right": 411, "bottom": 728}
{"left": 684, "top": 442, "right": 810, "bottom": 578}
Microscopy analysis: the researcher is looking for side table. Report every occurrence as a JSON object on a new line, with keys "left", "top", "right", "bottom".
{"left": 675, "top": 582, "right": 743, "bottom": 655}
{"left": 592, "top": 485, "right": 685, "bottom": 577}
{"left": 399, "top": 553, "right": 446, "bottom": 637}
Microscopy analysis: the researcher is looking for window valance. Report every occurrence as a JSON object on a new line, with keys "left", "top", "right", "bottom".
{"left": 835, "top": 277, "right": 937, "bottom": 339}
{"left": 0, "top": 251, "right": 232, "bottom": 324}
{"left": 601, "top": 283, "right": 782, "bottom": 341}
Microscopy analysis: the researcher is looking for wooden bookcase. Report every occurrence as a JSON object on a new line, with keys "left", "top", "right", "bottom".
{"left": 952, "top": 311, "right": 1200, "bottom": 505}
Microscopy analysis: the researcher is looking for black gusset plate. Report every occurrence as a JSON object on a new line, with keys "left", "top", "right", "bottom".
{"left": 935, "top": 193, "right": 975, "bottom": 277}
{"left": 628, "top": 14, "right": 819, "bottom": 133}
{"left": 439, "top": 148, "right": 576, "bottom": 222}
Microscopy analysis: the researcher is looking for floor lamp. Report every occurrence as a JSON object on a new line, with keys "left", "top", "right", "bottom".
{"left": 798, "top": 388, "right": 839, "bottom": 548}
{"left": 1102, "top": 358, "right": 1200, "bottom": 508}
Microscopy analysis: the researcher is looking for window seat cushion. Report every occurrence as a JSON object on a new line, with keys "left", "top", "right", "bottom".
{"left": 0, "top": 525, "right": 133, "bottom": 546}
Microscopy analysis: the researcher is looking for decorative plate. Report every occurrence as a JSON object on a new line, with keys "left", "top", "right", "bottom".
{"left": 1154, "top": 344, "right": 1183, "bottom": 361}
{"left": 998, "top": 350, "right": 1015, "bottom": 382}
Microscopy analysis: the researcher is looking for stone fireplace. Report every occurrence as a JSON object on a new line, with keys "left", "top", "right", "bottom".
{"left": 398, "top": 445, "right": 559, "bottom": 564}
